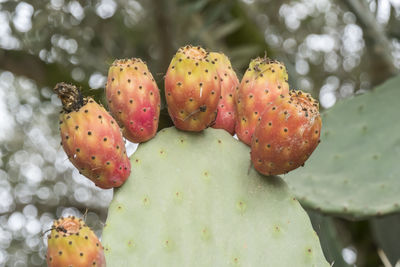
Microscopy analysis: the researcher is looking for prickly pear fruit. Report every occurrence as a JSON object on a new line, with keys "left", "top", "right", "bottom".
{"left": 55, "top": 83, "right": 131, "bottom": 189}
{"left": 236, "top": 57, "right": 289, "bottom": 145}
{"left": 106, "top": 58, "right": 161, "bottom": 143}
{"left": 209, "top": 52, "right": 239, "bottom": 135}
{"left": 251, "top": 90, "right": 321, "bottom": 175}
{"left": 165, "top": 45, "right": 221, "bottom": 131}
{"left": 46, "top": 216, "right": 106, "bottom": 267}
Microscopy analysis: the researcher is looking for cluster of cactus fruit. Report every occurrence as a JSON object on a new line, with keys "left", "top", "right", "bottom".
{"left": 47, "top": 45, "right": 321, "bottom": 266}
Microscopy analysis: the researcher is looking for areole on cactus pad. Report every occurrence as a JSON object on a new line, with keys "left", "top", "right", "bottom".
{"left": 102, "top": 127, "right": 329, "bottom": 266}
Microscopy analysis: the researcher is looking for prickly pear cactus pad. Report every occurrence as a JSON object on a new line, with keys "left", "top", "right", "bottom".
{"left": 102, "top": 127, "right": 329, "bottom": 266}
{"left": 283, "top": 75, "right": 400, "bottom": 220}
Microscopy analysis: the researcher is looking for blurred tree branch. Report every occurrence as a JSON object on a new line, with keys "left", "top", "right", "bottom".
{"left": 0, "top": 49, "right": 77, "bottom": 88}
{"left": 151, "top": 0, "right": 175, "bottom": 73}
{"left": 0, "top": 49, "right": 106, "bottom": 102}
{"left": 343, "top": 0, "right": 394, "bottom": 67}
{"left": 388, "top": 30, "right": 400, "bottom": 40}
{"left": 341, "top": 0, "right": 398, "bottom": 85}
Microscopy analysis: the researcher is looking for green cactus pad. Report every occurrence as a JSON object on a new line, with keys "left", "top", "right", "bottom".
{"left": 283, "top": 75, "right": 400, "bottom": 220}
{"left": 102, "top": 127, "right": 328, "bottom": 266}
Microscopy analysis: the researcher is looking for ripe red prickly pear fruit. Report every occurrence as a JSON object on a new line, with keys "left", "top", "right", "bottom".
{"left": 55, "top": 83, "right": 131, "bottom": 189}
{"left": 46, "top": 216, "right": 106, "bottom": 267}
{"left": 236, "top": 57, "right": 289, "bottom": 145}
{"left": 106, "top": 58, "right": 161, "bottom": 143}
{"left": 165, "top": 45, "right": 221, "bottom": 131}
{"left": 209, "top": 52, "right": 239, "bottom": 135}
{"left": 251, "top": 90, "right": 322, "bottom": 176}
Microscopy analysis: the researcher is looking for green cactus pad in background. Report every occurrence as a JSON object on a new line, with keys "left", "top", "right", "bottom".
{"left": 102, "top": 127, "right": 329, "bottom": 266}
{"left": 371, "top": 214, "right": 400, "bottom": 265}
{"left": 283, "top": 75, "right": 400, "bottom": 220}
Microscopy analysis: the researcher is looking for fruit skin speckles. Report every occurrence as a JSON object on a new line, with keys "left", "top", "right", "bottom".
{"left": 209, "top": 52, "right": 239, "bottom": 135}
{"left": 165, "top": 45, "right": 221, "bottom": 132}
{"left": 46, "top": 216, "right": 106, "bottom": 267}
{"left": 55, "top": 82, "right": 131, "bottom": 189}
{"left": 106, "top": 58, "right": 160, "bottom": 143}
{"left": 235, "top": 57, "right": 289, "bottom": 145}
{"left": 251, "top": 90, "right": 321, "bottom": 175}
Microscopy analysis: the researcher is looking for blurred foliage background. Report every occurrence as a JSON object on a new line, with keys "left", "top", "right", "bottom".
{"left": 0, "top": 0, "right": 399, "bottom": 266}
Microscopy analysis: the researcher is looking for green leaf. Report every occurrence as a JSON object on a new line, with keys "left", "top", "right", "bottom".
{"left": 212, "top": 20, "right": 243, "bottom": 40}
